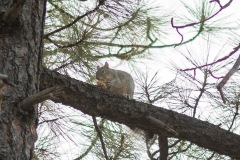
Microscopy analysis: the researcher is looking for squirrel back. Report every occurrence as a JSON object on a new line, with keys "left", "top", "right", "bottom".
{"left": 96, "top": 62, "right": 135, "bottom": 99}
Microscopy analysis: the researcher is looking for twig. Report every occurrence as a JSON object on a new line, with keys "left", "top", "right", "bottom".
{"left": 228, "top": 102, "right": 239, "bottom": 131}
{"left": 45, "top": 36, "right": 86, "bottom": 49}
{"left": 112, "top": 134, "right": 125, "bottom": 160}
{"left": 209, "top": 70, "right": 224, "bottom": 79}
{"left": 193, "top": 70, "right": 208, "bottom": 118}
{"left": 181, "top": 43, "right": 240, "bottom": 73}
{"left": 44, "top": 0, "right": 106, "bottom": 38}
{"left": 53, "top": 60, "right": 76, "bottom": 71}
{"left": 92, "top": 116, "right": 109, "bottom": 160}
{"left": 171, "top": 0, "right": 233, "bottom": 45}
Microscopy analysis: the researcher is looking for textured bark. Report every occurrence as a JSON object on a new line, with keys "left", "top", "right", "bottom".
{"left": 40, "top": 68, "right": 240, "bottom": 159}
{"left": 0, "top": 0, "right": 45, "bottom": 159}
{"left": 159, "top": 137, "right": 168, "bottom": 160}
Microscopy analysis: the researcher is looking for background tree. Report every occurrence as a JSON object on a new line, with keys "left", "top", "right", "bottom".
{"left": 0, "top": 0, "right": 240, "bottom": 160}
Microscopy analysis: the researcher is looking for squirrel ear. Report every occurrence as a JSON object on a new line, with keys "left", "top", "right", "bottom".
{"left": 104, "top": 62, "right": 109, "bottom": 69}
{"left": 97, "top": 66, "right": 100, "bottom": 69}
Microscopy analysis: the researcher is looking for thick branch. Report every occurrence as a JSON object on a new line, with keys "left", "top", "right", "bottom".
{"left": 40, "top": 68, "right": 240, "bottom": 159}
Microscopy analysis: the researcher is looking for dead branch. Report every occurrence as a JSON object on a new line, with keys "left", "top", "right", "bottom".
{"left": 159, "top": 136, "right": 168, "bottom": 160}
{"left": 19, "top": 86, "right": 64, "bottom": 111}
{"left": 92, "top": 116, "right": 109, "bottom": 160}
{"left": 217, "top": 54, "right": 240, "bottom": 103}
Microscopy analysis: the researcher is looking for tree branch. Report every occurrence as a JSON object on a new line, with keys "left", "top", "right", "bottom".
{"left": 43, "top": 0, "right": 106, "bottom": 38}
{"left": 217, "top": 54, "right": 240, "bottom": 103}
{"left": 19, "top": 86, "right": 64, "bottom": 111}
{"left": 171, "top": 0, "right": 233, "bottom": 44}
{"left": 181, "top": 44, "right": 240, "bottom": 72}
{"left": 92, "top": 116, "right": 109, "bottom": 160}
{"left": 40, "top": 68, "right": 240, "bottom": 159}
{"left": 159, "top": 136, "right": 168, "bottom": 160}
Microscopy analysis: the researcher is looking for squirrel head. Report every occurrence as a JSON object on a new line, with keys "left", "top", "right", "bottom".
{"left": 96, "top": 62, "right": 112, "bottom": 81}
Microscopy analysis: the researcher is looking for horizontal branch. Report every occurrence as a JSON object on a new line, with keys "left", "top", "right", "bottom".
{"left": 40, "top": 68, "right": 240, "bottom": 159}
{"left": 82, "top": 29, "right": 201, "bottom": 49}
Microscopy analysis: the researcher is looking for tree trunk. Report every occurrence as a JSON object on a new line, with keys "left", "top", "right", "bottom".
{"left": 0, "top": 0, "right": 45, "bottom": 159}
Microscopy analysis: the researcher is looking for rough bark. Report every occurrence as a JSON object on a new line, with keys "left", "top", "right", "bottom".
{"left": 40, "top": 68, "right": 240, "bottom": 159}
{"left": 0, "top": 0, "right": 45, "bottom": 159}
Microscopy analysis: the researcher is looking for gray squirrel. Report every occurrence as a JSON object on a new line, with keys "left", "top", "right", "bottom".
{"left": 96, "top": 62, "right": 135, "bottom": 99}
{"left": 96, "top": 63, "right": 155, "bottom": 156}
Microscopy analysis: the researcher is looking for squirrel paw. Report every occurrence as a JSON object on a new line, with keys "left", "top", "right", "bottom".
{"left": 105, "top": 81, "right": 112, "bottom": 89}
{"left": 124, "top": 94, "right": 132, "bottom": 99}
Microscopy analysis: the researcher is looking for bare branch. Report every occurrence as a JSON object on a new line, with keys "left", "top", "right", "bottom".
{"left": 193, "top": 70, "right": 208, "bottom": 118}
{"left": 217, "top": 54, "right": 240, "bottom": 103}
{"left": 92, "top": 116, "right": 109, "bottom": 160}
{"left": 19, "top": 87, "right": 64, "bottom": 111}
{"left": 159, "top": 136, "right": 168, "bottom": 160}
{"left": 229, "top": 103, "right": 239, "bottom": 131}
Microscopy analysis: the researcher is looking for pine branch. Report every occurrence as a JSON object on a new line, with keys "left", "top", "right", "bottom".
{"left": 92, "top": 116, "right": 109, "bottom": 160}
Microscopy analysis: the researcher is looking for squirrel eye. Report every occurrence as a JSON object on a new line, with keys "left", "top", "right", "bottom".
{"left": 101, "top": 70, "right": 105, "bottom": 74}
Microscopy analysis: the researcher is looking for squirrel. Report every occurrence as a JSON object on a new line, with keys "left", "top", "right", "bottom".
{"left": 96, "top": 63, "right": 155, "bottom": 156}
{"left": 96, "top": 62, "right": 135, "bottom": 99}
